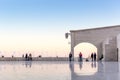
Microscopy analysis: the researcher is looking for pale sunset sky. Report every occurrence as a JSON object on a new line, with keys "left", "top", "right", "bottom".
{"left": 0, "top": 0, "right": 120, "bottom": 57}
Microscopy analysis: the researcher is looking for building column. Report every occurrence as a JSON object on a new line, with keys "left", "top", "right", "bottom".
{"left": 96, "top": 43, "right": 103, "bottom": 61}
{"left": 71, "top": 32, "right": 75, "bottom": 61}
{"left": 71, "top": 47, "right": 74, "bottom": 61}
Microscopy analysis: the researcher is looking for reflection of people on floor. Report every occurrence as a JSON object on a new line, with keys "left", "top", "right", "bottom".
{"left": 91, "top": 62, "right": 94, "bottom": 68}
{"left": 94, "top": 62, "right": 96, "bottom": 68}
{"left": 25, "top": 61, "right": 32, "bottom": 68}
{"left": 69, "top": 62, "right": 74, "bottom": 72}
{"left": 79, "top": 62, "right": 83, "bottom": 70}
{"left": 99, "top": 61, "right": 104, "bottom": 71}
{"left": 91, "top": 62, "right": 96, "bottom": 68}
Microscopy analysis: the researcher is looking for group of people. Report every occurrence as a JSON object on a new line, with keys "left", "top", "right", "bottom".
{"left": 69, "top": 52, "right": 83, "bottom": 62}
{"left": 91, "top": 52, "right": 97, "bottom": 61}
{"left": 24, "top": 53, "right": 32, "bottom": 61}
{"left": 69, "top": 52, "right": 97, "bottom": 62}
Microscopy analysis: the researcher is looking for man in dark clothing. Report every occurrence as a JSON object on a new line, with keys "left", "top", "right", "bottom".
{"left": 25, "top": 53, "right": 28, "bottom": 61}
{"left": 91, "top": 53, "right": 94, "bottom": 61}
{"left": 69, "top": 53, "right": 72, "bottom": 61}
{"left": 94, "top": 53, "right": 97, "bottom": 61}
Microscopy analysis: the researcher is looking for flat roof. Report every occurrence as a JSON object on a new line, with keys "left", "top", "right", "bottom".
{"left": 70, "top": 25, "right": 120, "bottom": 32}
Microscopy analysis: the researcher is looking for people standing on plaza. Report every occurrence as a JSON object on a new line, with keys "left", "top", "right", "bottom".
{"left": 25, "top": 53, "right": 28, "bottom": 61}
{"left": 79, "top": 52, "right": 83, "bottom": 62}
{"left": 91, "top": 53, "right": 94, "bottom": 61}
{"left": 22, "top": 54, "right": 24, "bottom": 58}
{"left": 94, "top": 52, "right": 97, "bottom": 61}
{"left": 69, "top": 52, "right": 72, "bottom": 62}
{"left": 28, "top": 53, "right": 32, "bottom": 61}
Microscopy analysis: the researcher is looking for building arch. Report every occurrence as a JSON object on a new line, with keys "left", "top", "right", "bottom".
{"left": 69, "top": 25, "right": 120, "bottom": 61}
{"left": 74, "top": 42, "right": 97, "bottom": 60}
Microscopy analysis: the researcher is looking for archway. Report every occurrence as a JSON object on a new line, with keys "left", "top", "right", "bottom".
{"left": 69, "top": 25, "right": 120, "bottom": 61}
{"left": 74, "top": 42, "right": 97, "bottom": 61}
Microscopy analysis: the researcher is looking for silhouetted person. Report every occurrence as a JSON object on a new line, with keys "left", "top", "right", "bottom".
{"left": 94, "top": 52, "right": 97, "bottom": 61}
{"left": 86, "top": 58, "right": 89, "bottom": 62}
{"left": 28, "top": 53, "right": 32, "bottom": 61}
{"left": 79, "top": 52, "right": 83, "bottom": 62}
{"left": 38, "top": 55, "right": 42, "bottom": 58}
{"left": 22, "top": 54, "right": 24, "bottom": 58}
{"left": 99, "top": 54, "right": 104, "bottom": 61}
{"left": 2, "top": 55, "right": 4, "bottom": 58}
{"left": 25, "top": 53, "right": 28, "bottom": 61}
{"left": 12, "top": 55, "right": 14, "bottom": 58}
{"left": 69, "top": 52, "right": 72, "bottom": 61}
{"left": 91, "top": 53, "right": 94, "bottom": 61}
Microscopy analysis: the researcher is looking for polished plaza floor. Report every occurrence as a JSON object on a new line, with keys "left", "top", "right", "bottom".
{"left": 0, "top": 61, "right": 119, "bottom": 80}
{"left": 70, "top": 61, "right": 120, "bottom": 80}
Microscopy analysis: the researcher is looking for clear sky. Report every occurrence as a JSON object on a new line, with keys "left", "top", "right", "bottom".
{"left": 0, "top": 0, "right": 120, "bottom": 57}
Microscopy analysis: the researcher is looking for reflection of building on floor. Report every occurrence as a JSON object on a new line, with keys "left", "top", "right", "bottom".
{"left": 69, "top": 62, "right": 119, "bottom": 80}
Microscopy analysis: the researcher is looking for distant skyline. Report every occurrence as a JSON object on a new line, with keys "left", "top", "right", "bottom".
{"left": 0, "top": 0, "right": 120, "bottom": 57}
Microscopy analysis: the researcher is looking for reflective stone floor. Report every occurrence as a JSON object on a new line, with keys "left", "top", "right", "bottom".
{"left": 0, "top": 61, "right": 119, "bottom": 80}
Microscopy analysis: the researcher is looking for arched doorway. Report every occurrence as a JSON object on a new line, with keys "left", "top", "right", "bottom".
{"left": 74, "top": 42, "right": 97, "bottom": 61}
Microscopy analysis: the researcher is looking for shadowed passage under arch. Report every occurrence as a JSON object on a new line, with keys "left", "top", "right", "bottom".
{"left": 74, "top": 42, "right": 97, "bottom": 60}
